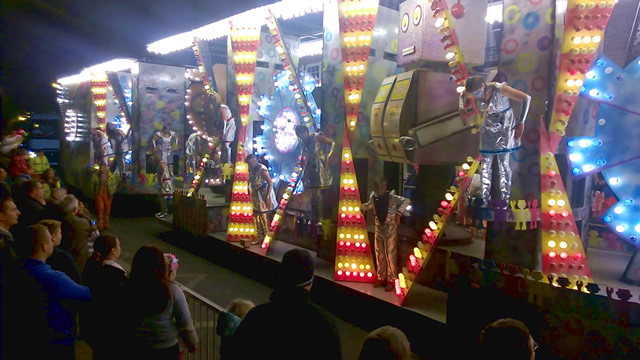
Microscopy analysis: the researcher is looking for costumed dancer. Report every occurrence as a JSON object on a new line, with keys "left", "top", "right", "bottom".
{"left": 463, "top": 76, "right": 531, "bottom": 203}
{"left": 91, "top": 164, "right": 118, "bottom": 230}
{"left": 246, "top": 155, "right": 277, "bottom": 245}
{"left": 156, "top": 160, "right": 174, "bottom": 219}
{"left": 152, "top": 125, "right": 178, "bottom": 176}
{"left": 106, "top": 122, "right": 128, "bottom": 175}
{"left": 294, "top": 125, "right": 334, "bottom": 225}
{"left": 221, "top": 104, "right": 236, "bottom": 165}
{"left": 91, "top": 128, "right": 111, "bottom": 167}
{"left": 185, "top": 132, "right": 205, "bottom": 174}
{"left": 361, "top": 178, "right": 411, "bottom": 291}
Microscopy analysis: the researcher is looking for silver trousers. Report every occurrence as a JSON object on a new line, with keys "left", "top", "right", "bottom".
{"left": 375, "top": 223, "right": 398, "bottom": 282}
{"left": 255, "top": 212, "right": 269, "bottom": 243}
{"left": 481, "top": 153, "right": 512, "bottom": 203}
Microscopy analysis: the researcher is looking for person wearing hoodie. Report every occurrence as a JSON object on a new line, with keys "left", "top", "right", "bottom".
{"left": 216, "top": 299, "right": 255, "bottom": 360}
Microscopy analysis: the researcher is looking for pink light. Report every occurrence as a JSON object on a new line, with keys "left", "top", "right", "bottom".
{"left": 356, "top": 214, "right": 361, "bottom": 219}
{"left": 574, "top": 253, "right": 582, "bottom": 261}
{"left": 360, "top": 272, "right": 365, "bottom": 277}
{"left": 341, "top": 213, "right": 346, "bottom": 218}
{"left": 346, "top": 242, "right": 351, "bottom": 247}
{"left": 261, "top": 243, "right": 267, "bottom": 249}
{"left": 361, "top": 243, "right": 367, "bottom": 249}
{"left": 367, "top": 272, "right": 373, "bottom": 277}
{"left": 337, "top": 270, "right": 343, "bottom": 275}
{"left": 424, "top": 229, "right": 433, "bottom": 237}
{"left": 561, "top": 211, "right": 569, "bottom": 217}
{"left": 409, "top": 254, "right": 417, "bottom": 267}
{"left": 549, "top": 170, "right": 557, "bottom": 177}
{"left": 355, "top": 242, "right": 361, "bottom": 247}
{"left": 339, "top": 241, "right": 344, "bottom": 246}
{"left": 549, "top": 210, "right": 557, "bottom": 217}
{"left": 351, "top": 187, "right": 356, "bottom": 191}
{"left": 458, "top": 170, "right": 465, "bottom": 177}
{"left": 394, "top": 279, "right": 402, "bottom": 296}
{"left": 345, "top": 271, "right": 351, "bottom": 276}
{"left": 549, "top": 251, "right": 557, "bottom": 259}
{"left": 560, "top": 252, "right": 568, "bottom": 260}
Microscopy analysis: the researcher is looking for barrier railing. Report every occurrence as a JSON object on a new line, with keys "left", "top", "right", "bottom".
{"left": 180, "top": 284, "right": 225, "bottom": 360}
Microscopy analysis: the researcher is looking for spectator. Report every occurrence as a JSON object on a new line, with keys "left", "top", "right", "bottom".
{"left": 29, "top": 150, "right": 50, "bottom": 178}
{"left": 479, "top": 318, "right": 537, "bottom": 360}
{"left": 0, "top": 165, "right": 10, "bottom": 195}
{"left": 123, "top": 245, "right": 197, "bottom": 360}
{"left": 41, "top": 219, "right": 81, "bottom": 284}
{"left": 230, "top": 249, "right": 342, "bottom": 360}
{"left": 8, "top": 148, "right": 32, "bottom": 181}
{"left": 82, "top": 234, "right": 126, "bottom": 360}
{"left": 91, "top": 164, "right": 118, "bottom": 230}
{"left": 17, "top": 179, "right": 47, "bottom": 226}
{"left": 358, "top": 326, "right": 412, "bottom": 360}
{"left": 46, "top": 187, "right": 68, "bottom": 221}
{"left": 2, "top": 224, "right": 91, "bottom": 359}
{"left": 42, "top": 167, "right": 61, "bottom": 199}
{"left": 60, "top": 194, "right": 91, "bottom": 272}
{"left": 217, "top": 299, "right": 255, "bottom": 360}
{"left": 0, "top": 194, "right": 20, "bottom": 265}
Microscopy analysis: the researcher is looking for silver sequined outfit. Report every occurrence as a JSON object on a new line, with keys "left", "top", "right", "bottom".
{"left": 362, "top": 190, "right": 411, "bottom": 282}
{"left": 249, "top": 163, "right": 277, "bottom": 242}
{"left": 477, "top": 83, "right": 518, "bottom": 202}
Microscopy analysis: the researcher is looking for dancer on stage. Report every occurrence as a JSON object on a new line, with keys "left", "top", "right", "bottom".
{"left": 463, "top": 76, "right": 531, "bottom": 203}
{"left": 221, "top": 104, "right": 236, "bottom": 165}
{"left": 152, "top": 125, "right": 178, "bottom": 176}
{"left": 294, "top": 125, "right": 334, "bottom": 225}
{"left": 246, "top": 155, "right": 277, "bottom": 245}
{"left": 361, "top": 178, "right": 411, "bottom": 291}
{"left": 106, "top": 123, "right": 127, "bottom": 174}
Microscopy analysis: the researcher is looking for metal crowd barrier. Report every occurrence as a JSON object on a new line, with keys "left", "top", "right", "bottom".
{"left": 179, "top": 284, "right": 225, "bottom": 360}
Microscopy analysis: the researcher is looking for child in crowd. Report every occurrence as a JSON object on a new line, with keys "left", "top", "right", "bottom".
{"left": 41, "top": 168, "right": 61, "bottom": 199}
{"left": 91, "top": 164, "right": 118, "bottom": 230}
{"left": 358, "top": 326, "right": 412, "bottom": 360}
{"left": 216, "top": 298, "right": 255, "bottom": 360}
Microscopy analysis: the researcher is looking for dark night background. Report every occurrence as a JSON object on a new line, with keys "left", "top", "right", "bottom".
{"left": 0, "top": 0, "right": 271, "bottom": 121}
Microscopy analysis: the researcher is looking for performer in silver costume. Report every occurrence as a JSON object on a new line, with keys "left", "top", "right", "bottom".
{"left": 463, "top": 76, "right": 531, "bottom": 203}
{"left": 246, "top": 155, "right": 277, "bottom": 245}
{"left": 152, "top": 125, "right": 178, "bottom": 176}
{"left": 361, "top": 178, "right": 411, "bottom": 291}
{"left": 221, "top": 104, "right": 236, "bottom": 165}
{"left": 295, "top": 125, "right": 335, "bottom": 224}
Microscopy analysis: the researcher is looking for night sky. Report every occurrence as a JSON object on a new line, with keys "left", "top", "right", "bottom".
{"left": 0, "top": 0, "right": 271, "bottom": 119}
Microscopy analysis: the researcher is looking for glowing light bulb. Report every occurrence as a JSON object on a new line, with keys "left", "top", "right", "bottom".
{"left": 560, "top": 241, "right": 567, "bottom": 249}
{"left": 557, "top": 199, "right": 565, "bottom": 207}
{"left": 589, "top": 89, "right": 600, "bottom": 97}
{"left": 548, "top": 240, "right": 556, "bottom": 248}
{"left": 593, "top": 35, "right": 601, "bottom": 43}
{"left": 548, "top": 199, "right": 556, "bottom": 207}
{"left": 586, "top": 71, "right": 596, "bottom": 79}
{"left": 572, "top": 37, "right": 582, "bottom": 44}
{"left": 569, "top": 153, "right": 583, "bottom": 162}
{"left": 566, "top": 79, "right": 575, "bottom": 87}
{"left": 616, "top": 225, "right": 625, "bottom": 232}
{"left": 445, "top": 51, "right": 456, "bottom": 60}
{"left": 635, "top": 224, "right": 640, "bottom": 233}
{"left": 445, "top": 193, "right": 454, "bottom": 201}
{"left": 434, "top": 17, "right": 445, "bottom": 28}
{"left": 609, "top": 178, "right": 620, "bottom": 185}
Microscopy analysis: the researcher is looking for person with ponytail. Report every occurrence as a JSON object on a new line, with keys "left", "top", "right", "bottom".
{"left": 123, "top": 245, "right": 197, "bottom": 360}
{"left": 81, "top": 234, "right": 126, "bottom": 360}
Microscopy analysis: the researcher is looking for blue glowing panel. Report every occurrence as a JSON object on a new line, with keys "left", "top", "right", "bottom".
{"left": 568, "top": 55, "right": 640, "bottom": 247}
{"left": 581, "top": 56, "right": 640, "bottom": 113}
{"left": 601, "top": 157, "right": 640, "bottom": 247}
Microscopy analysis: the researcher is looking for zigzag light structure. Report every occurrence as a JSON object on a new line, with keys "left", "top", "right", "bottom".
{"left": 334, "top": 0, "right": 379, "bottom": 283}
{"left": 540, "top": 120, "right": 592, "bottom": 285}
{"left": 226, "top": 24, "right": 260, "bottom": 242}
{"left": 90, "top": 74, "right": 109, "bottom": 129}
{"left": 260, "top": 10, "right": 317, "bottom": 251}
{"left": 547, "top": 0, "right": 616, "bottom": 152}
{"left": 395, "top": 156, "right": 481, "bottom": 300}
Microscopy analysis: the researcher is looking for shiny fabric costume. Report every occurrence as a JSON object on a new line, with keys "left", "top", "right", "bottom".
{"left": 92, "top": 130, "right": 111, "bottom": 167}
{"left": 157, "top": 164, "right": 174, "bottom": 215}
{"left": 476, "top": 83, "right": 520, "bottom": 203}
{"left": 300, "top": 132, "right": 332, "bottom": 221}
{"left": 249, "top": 163, "right": 277, "bottom": 243}
{"left": 154, "top": 131, "right": 177, "bottom": 175}
{"left": 362, "top": 190, "right": 411, "bottom": 283}
{"left": 222, "top": 105, "right": 236, "bottom": 165}
{"left": 107, "top": 127, "right": 127, "bottom": 174}
{"left": 185, "top": 133, "right": 206, "bottom": 172}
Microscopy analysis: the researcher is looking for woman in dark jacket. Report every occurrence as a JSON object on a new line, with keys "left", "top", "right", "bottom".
{"left": 82, "top": 234, "right": 126, "bottom": 360}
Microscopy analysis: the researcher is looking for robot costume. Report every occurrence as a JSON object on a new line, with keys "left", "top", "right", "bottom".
{"left": 470, "top": 82, "right": 530, "bottom": 203}
{"left": 186, "top": 132, "right": 207, "bottom": 172}
{"left": 361, "top": 190, "right": 411, "bottom": 283}
{"left": 248, "top": 163, "right": 277, "bottom": 244}
{"left": 92, "top": 129, "right": 112, "bottom": 167}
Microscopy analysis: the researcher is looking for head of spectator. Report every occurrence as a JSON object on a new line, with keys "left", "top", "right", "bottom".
{"left": 16, "top": 148, "right": 29, "bottom": 161}
{"left": 42, "top": 168, "right": 57, "bottom": 184}
{"left": 479, "top": 318, "right": 537, "bottom": 360}
{"left": 0, "top": 194, "right": 20, "bottom": 231}
{"left": 0, "top": 166, "right": 8, "bottom": 183}
{"left": 26, "top": 179, "right": 46, "bottom": 205}
{"left": 280, "top": 248, "right": 315, "bottom": 290}
{"left": 129, "top": 245, "right": 170, "bottom": 315}
{"left": 25, "top": 224, "right": 54, "bottom": 262}
{"left": 60, "top": 194, "right": 80, "bottom": 216}
{"left": 92, "top": 234, "right": 121, "bottom": 263}
{"left": 50, "top": 188, "right": 67, "bottom": 203}
{"left": 39, "top": 219, "right": 62, "bottom": 247}
{"left": 227, "top": 299, "right": 255, "bottom": 320}
{"left": 358, "top": 326, "right": 412, "bottom": 360}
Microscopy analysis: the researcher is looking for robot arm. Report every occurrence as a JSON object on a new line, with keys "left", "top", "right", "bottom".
{"left": 361, "top": 192, "right": 375, "bottom": 212}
